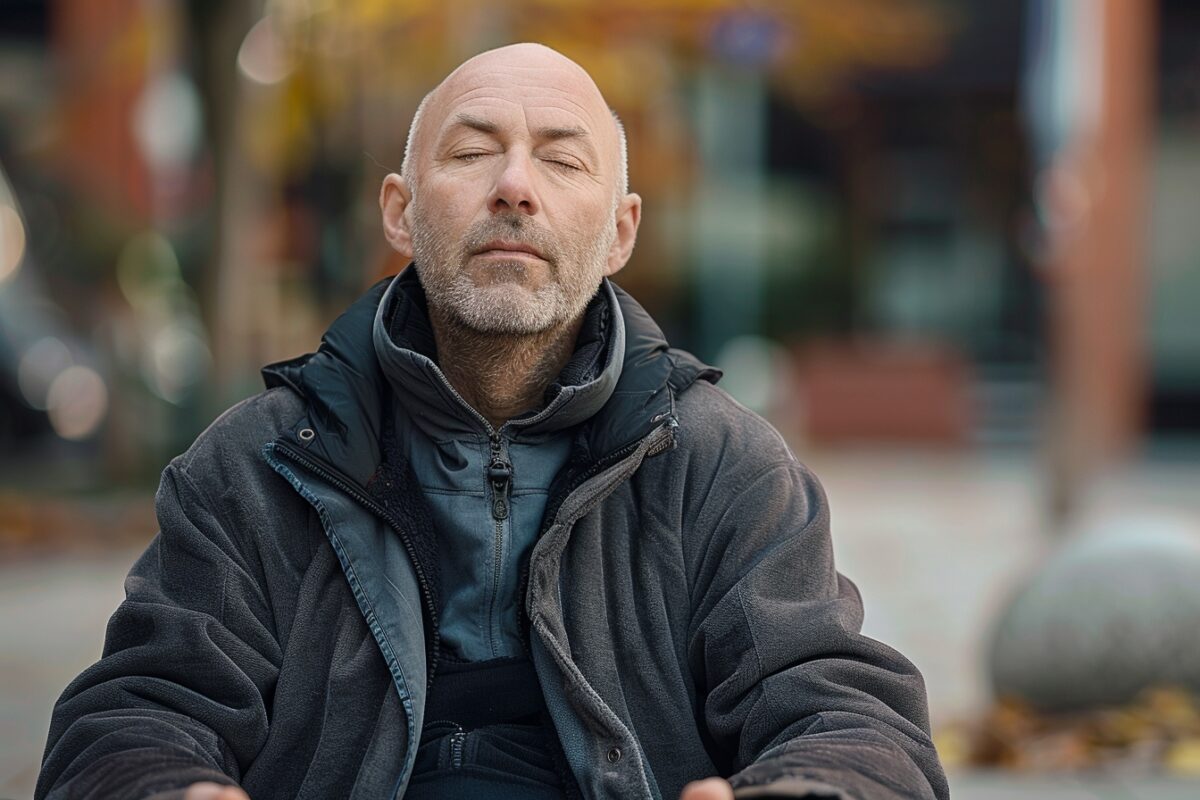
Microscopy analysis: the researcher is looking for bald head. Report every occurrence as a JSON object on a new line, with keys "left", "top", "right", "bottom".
{"left": 400, "top": 43, "right": 628, "bottom": 200}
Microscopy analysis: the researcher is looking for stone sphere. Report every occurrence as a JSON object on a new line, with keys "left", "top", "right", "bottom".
{"left": 988, "top": 517, "right": 1200, "bottom": 712}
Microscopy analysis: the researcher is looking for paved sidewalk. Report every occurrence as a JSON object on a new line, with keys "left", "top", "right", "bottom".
{"left": 805, "top": 448, "right": 1047, "bottom": 726}
{"left": 0, "top": 547, "right": 138, "bottom": 798}
{"left": 950, "top": 772, "right": 1200, "bottom": 799}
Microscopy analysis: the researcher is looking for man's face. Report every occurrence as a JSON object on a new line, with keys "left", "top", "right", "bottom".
{"left": 392, "top": 45, "right": 632, "bottom": 335}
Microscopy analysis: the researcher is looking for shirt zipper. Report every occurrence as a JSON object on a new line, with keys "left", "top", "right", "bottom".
{"left": 422, "top": 352, "right": 519, "bottom": 659}
{"left": 487, "top": 432, "right": 513, "bottom": 656}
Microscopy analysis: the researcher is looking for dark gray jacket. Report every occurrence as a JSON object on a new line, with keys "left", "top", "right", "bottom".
{"left": 37, "top": 275, "right": 948, "bottom": 800}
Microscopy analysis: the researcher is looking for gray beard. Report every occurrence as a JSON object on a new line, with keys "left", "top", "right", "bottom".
{"left": 409, "top": 205, "right": 614, "bottom": 335}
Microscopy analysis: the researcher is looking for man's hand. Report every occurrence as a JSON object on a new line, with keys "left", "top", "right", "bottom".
{"left": 680, "top": 777, "right": 735, "bottom": 799}
{"left": 183, "top": 782, "right": 251, "bottom": 800}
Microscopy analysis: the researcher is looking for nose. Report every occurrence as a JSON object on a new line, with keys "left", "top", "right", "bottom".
{"left": 487, "top": 150, "right": 539, "bottom": 216}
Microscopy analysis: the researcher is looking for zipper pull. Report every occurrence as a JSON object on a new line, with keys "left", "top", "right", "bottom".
{"left": 450, "top": 728, "right": 466, "bottom": 769}
{"left": 488, "top": 437, "right": 512, "bottom": 521}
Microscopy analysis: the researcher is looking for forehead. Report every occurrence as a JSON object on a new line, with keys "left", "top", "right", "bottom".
{"left": 424, "top": 53, "right": 615, "bottom": 149}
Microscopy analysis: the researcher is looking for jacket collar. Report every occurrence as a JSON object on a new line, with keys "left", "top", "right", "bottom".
{"left": 371, "top": 268, "right": 626, "bottom": 440}
{"left": 263, "top": 268, "right": 720, "bottom": 488}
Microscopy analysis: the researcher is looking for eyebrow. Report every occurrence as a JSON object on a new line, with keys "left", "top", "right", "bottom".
{"left": 446, "top": 113, "right": 598, "bottom": 160}
{"left": 537, "top": 125, "right": 589, "bottom": 141}
{"left": 450, "top": 113, "right": 499, "bottom": 135}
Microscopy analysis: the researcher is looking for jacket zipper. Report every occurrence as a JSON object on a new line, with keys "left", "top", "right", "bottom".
{"left": 487, "top": 432, "right": 513, "bottom": 656}
{"left": 516, "top": 418, "right": 676, "bottom": 650}
{"left": 274, "top": 441, "right": 441, "bottom": 685}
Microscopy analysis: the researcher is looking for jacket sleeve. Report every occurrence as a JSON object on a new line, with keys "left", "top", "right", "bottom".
{"left": 36, "top": 461, "right": 280, "bottom": 800}
{"left": 687, "top": 458, "right": 948, "bottom": 800}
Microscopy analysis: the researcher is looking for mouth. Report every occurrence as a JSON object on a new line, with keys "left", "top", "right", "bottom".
{"left": 473, "top": 240, "right": 545, "bottom": 261}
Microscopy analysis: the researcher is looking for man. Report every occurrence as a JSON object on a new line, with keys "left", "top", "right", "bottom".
{"left": 37, "top": 44, "right": 947, "bottom": 800}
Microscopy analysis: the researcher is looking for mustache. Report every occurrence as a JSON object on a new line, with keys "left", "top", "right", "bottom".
{"left": 461, "top": 214, "right": 559, "bottom": 265}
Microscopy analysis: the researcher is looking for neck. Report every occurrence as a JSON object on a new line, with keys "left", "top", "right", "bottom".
{"left": 428, "top": 304, "right": 585, "bottom": 430}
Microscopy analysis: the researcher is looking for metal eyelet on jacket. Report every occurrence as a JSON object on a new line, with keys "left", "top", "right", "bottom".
{"left": 298, "top": 427, "right": 315, "bottom": 443}
{"left": 606, "top": 746, "right": 622, "bottom": 764}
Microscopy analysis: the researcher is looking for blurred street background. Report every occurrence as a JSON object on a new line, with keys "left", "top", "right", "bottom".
{"left": 1, "top": 0, "right": 1199, "bottom": 798}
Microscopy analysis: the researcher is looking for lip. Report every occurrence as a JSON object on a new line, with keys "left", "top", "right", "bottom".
{"left": 474, "top": 240, "right": 545, "bottom": 260}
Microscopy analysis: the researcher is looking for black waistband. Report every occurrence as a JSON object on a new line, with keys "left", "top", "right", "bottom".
{"left": 424, "top": 655, "right": 546, "bottom": 729}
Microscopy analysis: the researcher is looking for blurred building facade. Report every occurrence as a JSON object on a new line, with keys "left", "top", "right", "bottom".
{"left": 0, "top": 0, "right": 1195, "bottom": 506}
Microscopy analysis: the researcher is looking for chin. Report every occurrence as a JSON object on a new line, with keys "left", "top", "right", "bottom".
{"left": 472, "top": 258, "right": 536, "bottom": 283}
{"left": 452, "top": 284, "right": 565, "bottom": 335}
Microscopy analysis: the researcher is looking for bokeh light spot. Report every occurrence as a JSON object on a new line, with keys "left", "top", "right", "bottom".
{"left": 0, "top": 203, "right": 26, "bottom": 282}
{"left": 46, "top": 365, "right": 108, "bottom": 440}
{"left": 17, "top": 336, "right": 73, "bottom": 410}
{"left": 238, "top": 16, "right": 292, "bottom": 86}
{"left": 145, "top": 322, "right": 212, "bottom": 404}
{"left": 133, "top": 71, "right": 204, "bottom": 169}
{"left": 116, "top": 231, "right": 183, "bottom": 310}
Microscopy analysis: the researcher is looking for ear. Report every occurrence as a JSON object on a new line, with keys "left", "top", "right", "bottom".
{"left": 380, "top": 173, "right": 414, "bottom": 259}
{"left": 604, "top": 192, "right": 642, "bottom": 277}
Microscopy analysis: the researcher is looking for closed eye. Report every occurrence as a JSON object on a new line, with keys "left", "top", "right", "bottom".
{"left": 453, "top": 152, "right": 492, "bottom": 162}
{"left": 544, "top": 158, "right": 583, "bottom": 172}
